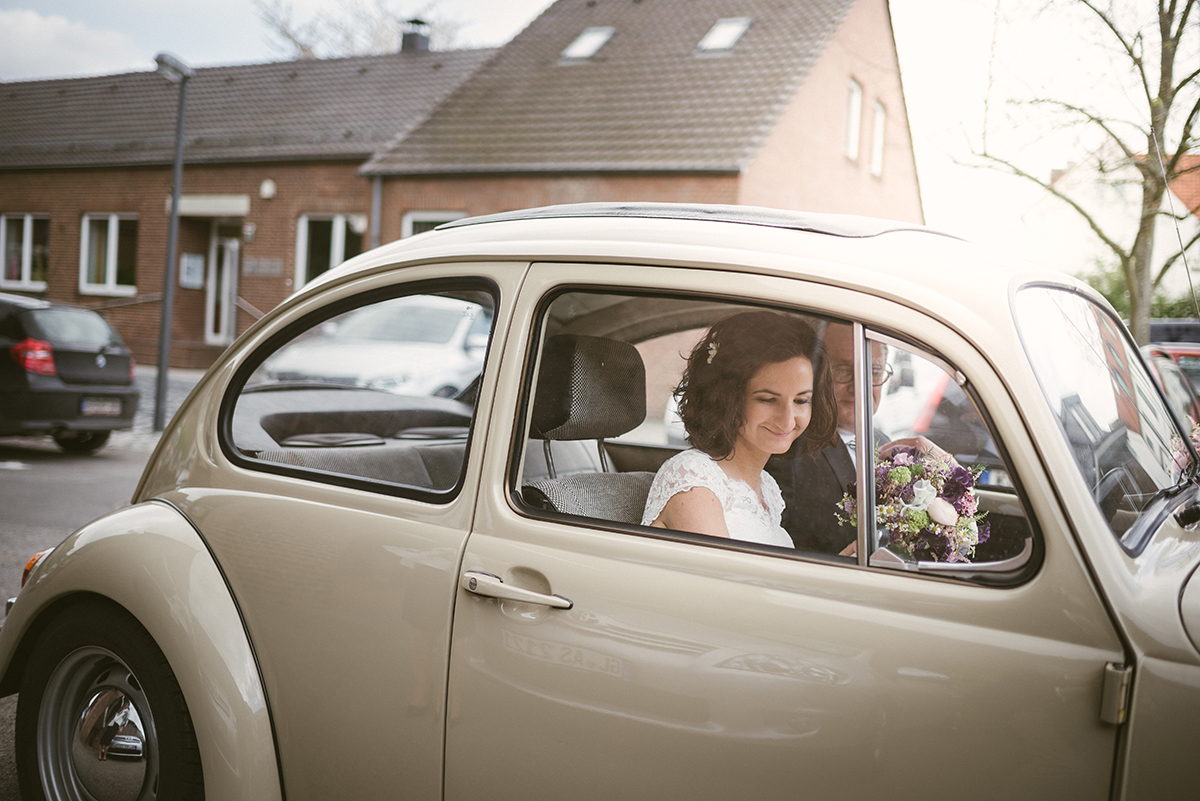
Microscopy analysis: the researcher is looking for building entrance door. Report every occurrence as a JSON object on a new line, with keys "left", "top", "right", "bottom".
{"left": 206, "top": 230, "right": 239, "bottom": 346}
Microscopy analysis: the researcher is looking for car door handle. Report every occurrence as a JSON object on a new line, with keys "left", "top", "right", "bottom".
{"left": 460, "top": 571, "right": 573, "bottom": 609}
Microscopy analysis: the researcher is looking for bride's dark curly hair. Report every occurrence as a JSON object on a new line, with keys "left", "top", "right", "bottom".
{"left": 675, "top": 311, "right": 837, "bottom": 460}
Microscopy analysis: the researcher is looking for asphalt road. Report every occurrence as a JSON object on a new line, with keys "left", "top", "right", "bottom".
{"left": 0, "top": 365, "right": 203, "bottom": 798}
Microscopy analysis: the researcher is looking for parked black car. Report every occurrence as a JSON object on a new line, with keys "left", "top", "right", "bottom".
{"left": 0, "top": 292, "right": 138, "bottom": 453}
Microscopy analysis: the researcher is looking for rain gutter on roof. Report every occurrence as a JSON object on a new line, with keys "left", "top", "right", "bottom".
{"left": 358, "top": 161, "right": 746, "bottom": 177}
{"left": 436, "top": 202, "right": 953, "bottom": 241}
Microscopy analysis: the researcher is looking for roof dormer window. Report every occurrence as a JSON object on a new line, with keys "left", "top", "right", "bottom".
{"left": 561, "top": 26, "right": 615, "bottom": 61}
{"left": 696, "top": 17, "right": 751, "bottom": 53}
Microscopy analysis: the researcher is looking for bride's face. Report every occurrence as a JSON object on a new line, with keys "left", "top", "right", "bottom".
{"left": 735, "top": 355, "right": 814, "bottom": 461}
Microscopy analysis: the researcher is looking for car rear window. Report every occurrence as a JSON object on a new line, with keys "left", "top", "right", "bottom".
{"left": 27, "top": 308, "right": 118, "bottom": 348}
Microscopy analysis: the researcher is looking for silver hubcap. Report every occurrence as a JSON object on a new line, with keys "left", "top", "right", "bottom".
{"left": 38, "top": 646, "right": 158, "bottom": 801}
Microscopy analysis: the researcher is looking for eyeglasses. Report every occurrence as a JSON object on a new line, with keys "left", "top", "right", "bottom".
{"left": 830, "top": 364, "right": 893, "bottom": 386}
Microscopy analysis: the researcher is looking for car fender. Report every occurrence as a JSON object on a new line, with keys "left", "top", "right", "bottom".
{"left": 0, "top": 500, "right": 282, "bottom": 801}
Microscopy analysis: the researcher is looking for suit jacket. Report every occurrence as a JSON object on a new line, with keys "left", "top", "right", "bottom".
{"left": 767, "top": 442, "right": 857, "bottom": 554}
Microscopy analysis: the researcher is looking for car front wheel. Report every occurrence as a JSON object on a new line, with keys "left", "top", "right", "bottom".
{"left": 16, "top": 601, "right": 204, "bottom": 801}
{"left": 52, "top": 430, "right": 112, "bottom": 454}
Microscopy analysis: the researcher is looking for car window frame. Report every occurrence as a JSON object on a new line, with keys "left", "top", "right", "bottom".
{"left": 218, "top": 277, "right": 499, "bottom": 504}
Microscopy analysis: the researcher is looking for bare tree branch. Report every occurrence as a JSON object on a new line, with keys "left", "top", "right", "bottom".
{"left": 1154, "top": 226, "right": 1200, "bottom": 288}
{"left": 1078, "top": 0, "right": 1153, "bottom": 107}
{"left": 974, "top": 148, "right": 1131, "bottom": 261}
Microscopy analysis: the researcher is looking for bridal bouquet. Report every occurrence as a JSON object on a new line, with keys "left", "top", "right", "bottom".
{"left": 838, "top": 445, "right": 989, "bottom": 563}
{"left": 1170, "top": 417, "right": 1200, "bottom": 474}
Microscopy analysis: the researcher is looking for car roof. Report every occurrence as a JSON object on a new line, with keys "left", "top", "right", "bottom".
{"left": 437, "top": 202, "right": 953, "bottom": 240}
{"left": 298, "top": 202, "right": 1104, "bottom": 368}
{"left": 0, "top": 291, "right": 53, "bottom": 311}
{"left": 1151, "top": 341, "right": 1200, "bottom": 356}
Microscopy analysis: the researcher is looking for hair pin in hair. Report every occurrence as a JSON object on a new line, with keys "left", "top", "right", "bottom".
{"left": 706, "top": 341, "right": 719, "bottom": 364}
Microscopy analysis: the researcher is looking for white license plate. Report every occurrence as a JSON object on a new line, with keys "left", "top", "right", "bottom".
{"left": 81, "top": 397, "right": 122, "bottom": 417}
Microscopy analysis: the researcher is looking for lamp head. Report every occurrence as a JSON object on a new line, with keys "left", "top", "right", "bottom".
{"left": 155, "top": 52, "right": 195, "bottom": 83}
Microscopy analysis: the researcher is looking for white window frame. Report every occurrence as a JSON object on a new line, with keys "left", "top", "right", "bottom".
{"left": 870, "top": 101, "right": 887, "bottom": 176}
{"left": 401, "top": 210, "right": 467, "bottom": 239}
{"left": 79, "top": 213, "right": 137, "bottom": 297}
{"left": 844, "top": 78, "right": 863, "bottom": 161}
{"left": 0, "top": 213, "right": 49, "bottom": 291}
{"left": 294, "top": 213, "right": 368, "bottom": 288}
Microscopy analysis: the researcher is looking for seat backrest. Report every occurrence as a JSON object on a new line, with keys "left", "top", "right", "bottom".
{"left": 524, "top": 334, "right": 651, "bottom": 522}
{"left": 531, "top": 334, "right": 646, "bottom": 442}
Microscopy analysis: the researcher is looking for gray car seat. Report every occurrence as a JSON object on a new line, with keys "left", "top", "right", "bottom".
{"left": 523, "top": 334, "right": 656, "bottom": 525}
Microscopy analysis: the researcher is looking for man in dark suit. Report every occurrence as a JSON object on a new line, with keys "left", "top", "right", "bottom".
{"left": 768, "top": 323, "right": 893, "bottom": 555}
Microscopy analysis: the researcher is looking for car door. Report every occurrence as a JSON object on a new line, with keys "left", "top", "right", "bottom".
{"left": 162, "top": 263, "right": 520, "bottom": 801}
{"left": 443, "top": 264, "right": 1125, "bottom": 800}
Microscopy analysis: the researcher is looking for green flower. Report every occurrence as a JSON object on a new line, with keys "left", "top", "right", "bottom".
{"left": 904, "top": 508, "right": 930, "bottom": 532}
{"left": 887, "top": 466, "right": 912, "bottom": 487}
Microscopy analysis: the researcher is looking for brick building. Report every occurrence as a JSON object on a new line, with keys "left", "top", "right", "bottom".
{"left": 0, "top": 0, "right": 921, "bottom": 369}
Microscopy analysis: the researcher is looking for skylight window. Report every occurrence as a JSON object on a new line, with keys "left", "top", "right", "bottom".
{"left": 561, "top": 26, "right": 614, "bottom": 60}
{"left": 697, "top": 17, "right": 751, "bottom": 52}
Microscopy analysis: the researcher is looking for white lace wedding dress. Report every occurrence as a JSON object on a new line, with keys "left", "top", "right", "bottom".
{"left": 641, "top": 449, "right": 794, "bottom": 548}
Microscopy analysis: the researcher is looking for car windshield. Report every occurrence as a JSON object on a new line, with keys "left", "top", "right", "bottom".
{"left": 1015, "top": 286, "right": 1186, "bottom": 545}
{"left": 333, "top": 302, "right": 463, "bottom": 344}
{"left": 29, "top": 308, "right": 117, "bottom": 348}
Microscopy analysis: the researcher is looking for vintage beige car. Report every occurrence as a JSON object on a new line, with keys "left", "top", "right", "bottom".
{"left": 2, "top": 203, "right": 1198, "bottom": 800}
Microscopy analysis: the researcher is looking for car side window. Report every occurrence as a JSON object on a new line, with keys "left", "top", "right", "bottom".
{"left": 227, "top": 286, "right": 495, "bottom": 500}
{"left": 864, "top": 335, "right": 1035, "bottom": 566}
{"left": 513, "top": 290, "right": 1036, "bottom": 580}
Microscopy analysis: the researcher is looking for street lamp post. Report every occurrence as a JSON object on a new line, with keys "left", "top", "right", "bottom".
{"left": 154, "top": 53, "right": 194, "bottom": 432}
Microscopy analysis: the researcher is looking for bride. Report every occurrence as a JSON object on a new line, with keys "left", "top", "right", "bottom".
{"left": 642, "top": 311, "right": 838, "bottom": 547}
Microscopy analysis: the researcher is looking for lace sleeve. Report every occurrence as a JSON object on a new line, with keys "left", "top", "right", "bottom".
{"left": 641, "top": 450, "right": 727, "bottom": 526}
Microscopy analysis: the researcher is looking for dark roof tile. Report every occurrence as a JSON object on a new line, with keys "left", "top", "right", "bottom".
{"left": 363, "top": 0, "right": 857, "bottom": 174}
{"left": 0, "top": 49, "right": 494, "bottom": 169}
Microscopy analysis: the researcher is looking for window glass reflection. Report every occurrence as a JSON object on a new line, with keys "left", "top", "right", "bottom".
{"left": 1015, "top": 287, "right": 1180, "bottom": 540}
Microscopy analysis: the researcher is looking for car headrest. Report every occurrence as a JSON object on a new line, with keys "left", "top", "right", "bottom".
{"left": 531, "top": 334, "right": 646, "bottom": 441}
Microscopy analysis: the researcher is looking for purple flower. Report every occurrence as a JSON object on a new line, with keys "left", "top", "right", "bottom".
{"left": 941, "top": 465, "right": 974, "bottom": 505}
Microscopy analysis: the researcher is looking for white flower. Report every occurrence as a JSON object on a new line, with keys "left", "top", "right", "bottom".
{"left": 908, "top": 479, "right": 936, "bottom": 510}
{"left": 926, "top": 497, "right": 959, "bottom": 527}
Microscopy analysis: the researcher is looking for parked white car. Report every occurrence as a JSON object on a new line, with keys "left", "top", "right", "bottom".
{"left": 260, "top": 294, "right": 490, "bottom": 397}
{"left": 3, "top": 203, "right": 1199, "bottom": 801}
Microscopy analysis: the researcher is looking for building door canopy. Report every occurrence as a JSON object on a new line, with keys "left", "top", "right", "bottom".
{"left": 166, "top": 194, "right": 251, "bottom": 217}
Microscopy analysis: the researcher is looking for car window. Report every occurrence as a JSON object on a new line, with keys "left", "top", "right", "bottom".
{"left": 514, "top": 289, "right": 1036, "bottom": 578}
{"left": 226, "top": 286, "right": 495, "bottom": 500}
{"left": 27, "top": 308, "right": 119, "bottom": 348}
{"left": 1015, "top": 286, "right": 1184, "bottom": 548}
{"left": 864, "top": 335, "right": 1033, "bottom": 566}
{"left": 1151, "top": 357, "right": 1197, "bottom": 424}
{"left": 1176, "top": 355, "right": 1200, "bottom": 386}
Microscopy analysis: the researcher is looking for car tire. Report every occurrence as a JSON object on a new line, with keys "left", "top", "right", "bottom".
{"left": 16, "top": 601, "right": 204, "bottom": 801}
{"left": 52, "top": 430, "right": 112, "bottom": 454}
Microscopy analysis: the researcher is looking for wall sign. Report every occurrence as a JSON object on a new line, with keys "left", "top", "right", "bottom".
{"left": 179, "top": 253, "right": 205, "bottom": 290}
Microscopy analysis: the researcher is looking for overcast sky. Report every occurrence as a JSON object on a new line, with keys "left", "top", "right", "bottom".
{"left": 0, "top": 0, "right": 1173, "bottom": 274}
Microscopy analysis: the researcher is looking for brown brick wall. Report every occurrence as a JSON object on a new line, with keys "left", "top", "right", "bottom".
{"left": 740, "top": 0, "right": 924, "bottom": 223}
{"left": 0, "top": 160, "right": 372, "bottom": 368}
{"left": 378, "top": 173, "right": 741, "bottom": 244}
